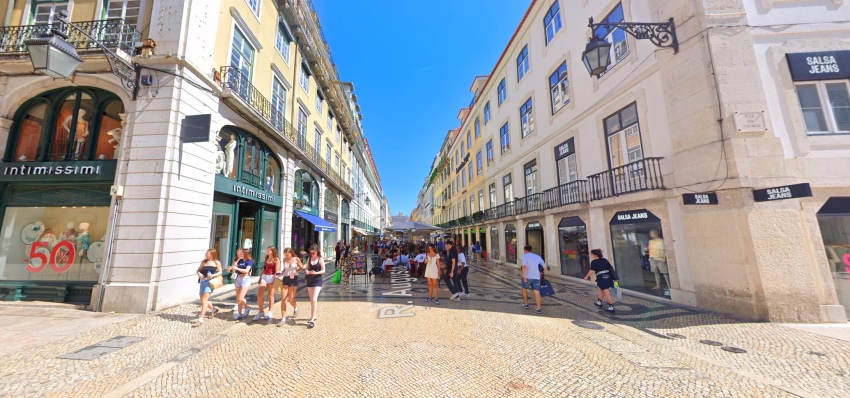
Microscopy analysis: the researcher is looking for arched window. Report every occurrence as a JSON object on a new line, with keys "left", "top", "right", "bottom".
{"left": 5, "top": 88, "right": 124, "bottom": 162}
{"left": 294, "top": 169, "right": 318, "bottom": 209}
{"left": 215, "top": 126, "right": 281, "bottom": 194}
{"left": 324, "top": 188, "right": 339, "bottom": 211}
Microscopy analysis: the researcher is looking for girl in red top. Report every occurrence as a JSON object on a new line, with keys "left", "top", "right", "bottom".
{"left": 253, "top": 246, "right": 280, "bottom": 322}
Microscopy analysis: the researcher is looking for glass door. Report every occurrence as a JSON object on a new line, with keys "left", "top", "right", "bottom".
{"left": 210, "top": 214, "right": 231, "bottom": 267}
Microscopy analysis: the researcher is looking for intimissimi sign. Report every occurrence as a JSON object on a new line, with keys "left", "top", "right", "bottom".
{"left": 3, "top": 164, "right": 102, "bottom": 176}
{"left": 0, "top": 161, "right": 116, "bottom": 182}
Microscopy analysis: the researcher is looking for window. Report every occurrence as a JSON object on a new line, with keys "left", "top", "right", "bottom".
{"left": 32, "top": 1, "right": 68, "bottom": 24}
{"left": 230, "top": 28, "right": 254, "bottom": 82}
{"left": 314, "top": 128, "right": 322, "bottom": 160}
{"left": 275, "top": 18, "right": 291, "bottom": 63}
{"left": 520, "top": 98, "right": 534, "bottom": 137}
{"left": 498, "top": 78, "right": 507, "bottom": 106}
{"left": 503, "top": 174, "right": 513, "bottom": 203}
{"left": 489, "top": 184, "right": 497, "bottom": 207}
{"left": 105, "top": 0, "right": 142, "bottom": 27}
{"left": 457, "top": 176, "right": 460, "bottom": 191}
{"left": 517, "top": 45, "right": 530, "bottom": 81}
{"left": 468, "top": 163, "right": 473, "bottom": 182}
{"left": 484, "top": 102, "right": 491, "bottom": 124}
{"left": 463, "top": 200, "right": 467, "bottom": 217}
{"left": 544, "top": 1, "right": 563, "bottom": 44}
{"left": 475, "top": 118, "right": 481, "bottom": 138}
{"left": 594, "top": 3, "right": 628, "bottom": 74}
{"left": 327, "top": 114, "right": 333, "bottom": 130}
{"left": 486, "top": 140, "right": 494, "bottom": 165}
{"left": 326, "top": 144, "right": 332, "bottom": 162}
{"left": 295, "top": 170, "right": 319, "bottom": 208}
{"left": 271, "top": 78, "right": 287, "bottom": 131}
{"left": 476, "top": 151, "right": 483, "bottom": 175}
{"left": 470, "top": 194, "right": 475, "bottom": 213}
{"left": 316, "top": 91, "right": 323, "bottom": 114}
{"left": 524, "top": 160, "right": 538, "bottom": 195}
{"left": 467, "top": 131, "right": 472, "bottom": 150}
{"left": 462, "top": 173, "right": 466, "bottom": 188}
{"left": 478, "top": 190, "right": 485, "bottom": 211}
{"left": 550, "top": 61, "right": 570, "bottom": 113}
{"left": 296, "top": 108, "right": 307, "bottom": 141}
{"left": 333, "top": 154, "right": 340, "bottom": 173}
{"left": 500, "top": 123, "right": 510, "bottom": 154}
{"left": 557, "top": 153, "right": 578, "bottom": 186}
{"left": 336, "top": 127, "right": 341, "bottom": 142}
{"left": 604, "top": 103, "right": 642, "bottom": 169}
{"left": 299, "top": 64, "right": 310, "bottom": 92}
{"left": 461, "top": 143, "right": 465, "bottom": 156}
{"left": 246, "top": 0, "right": 260, "bottom": 17}
{"left": 795, "top": 81, "right": 850, "bottom": 134}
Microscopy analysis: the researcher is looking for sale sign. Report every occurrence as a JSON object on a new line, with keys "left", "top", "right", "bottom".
{"left": 27, "top": 241, "right": 75, "bottom": 273}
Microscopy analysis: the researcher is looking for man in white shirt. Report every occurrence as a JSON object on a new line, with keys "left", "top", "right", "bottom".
{"left": 521, "top": 245, "right": 547, "bottom": 314}
{"left": 413, "top": 250, "right": 426, "bottom": 278}
{"left": 455, "top": 250, "right": 470, "bottom": 298}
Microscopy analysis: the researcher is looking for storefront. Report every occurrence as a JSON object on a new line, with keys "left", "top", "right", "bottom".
{"left": 478, "top": 227, "right": 487, "bottom": 252}
{"left": 211, "top": 127, "right": 282, "bottom": 278}
{"left": 817, "top": 197, "right": 850, "bottom": 318}
{"left": 525, "top": 221, "right": 544, "bottom": 259}
{"left": 323, "top": 189, "right": 339, "bottom": 259}
{"left": 505, "top": 224, "right": 517, "bottom": 264}
{"left": 0, "top": 87, "right": 123, "bottom": 303}
{"left": 340, "top": 200, "right": 350, "bottom": 245}
{"left": 609, "top": 209, "right": 669, "bottom": 298}
{"left": 558, "top": 216, "right": 588, "bottom": 278}
{"left": 490, "top": 226, "right": 499, "bottom": 261}
{"left": 290, "top": 169, "right": 335, "bottom": 252}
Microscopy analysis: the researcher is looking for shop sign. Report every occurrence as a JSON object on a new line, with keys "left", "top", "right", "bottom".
{"left": 479, "top": 227, "right": 486, "bottom": 233}
{"left": 554, "top": 137, "right": 575, "bottom": 161}
{"left": 753, "top": 183, "right": 812, "bottom": 202}
{"left": 611, "top": 209, "right": 661, "bottom": 225}
{"left": 0, "top": 161, "right": 116, "bottom": 182}
{"left": 180, "top": 114, "right": 211, "bottom": 143}
{"left": 683, "top": 192, "right": 718, "bottom": 205}
{"left": 526, "top": 221, "right": 543, "bottom": 230}
{"left": 490, "top": 227, "right": 498, "bottom": 234}
{"left": 324, "top": 211, "right": 338, "bottom": 224}
{"left": 786, "top": 51, "right": 850, "bottom": 81}
{"left": 214, "top": 174, "right": 281, "bottom": 207}
{"left": 455, "top": 153, "right": 470, "bottom": 174}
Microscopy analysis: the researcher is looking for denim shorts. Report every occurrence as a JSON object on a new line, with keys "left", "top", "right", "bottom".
{"left": 199, "top": 280, "right": 212, "bottom": 295}
{"left": 235, "top": 275, "right": 251, "bottom": 287}
{"left": 521, "top": 278, "right": 541, "bottom": 291}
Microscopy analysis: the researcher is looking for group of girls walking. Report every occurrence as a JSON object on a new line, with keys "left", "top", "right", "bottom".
{"left": 194, "top": 244, "right": 326, "bottom": 328}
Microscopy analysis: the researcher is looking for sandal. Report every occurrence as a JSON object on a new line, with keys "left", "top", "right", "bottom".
{"left": 307, "top": 319, "right": 316, "bottom": 328}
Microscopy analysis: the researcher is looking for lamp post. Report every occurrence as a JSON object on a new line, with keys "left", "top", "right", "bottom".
{"left": 582, "top": 17, "right": 679, "bottom": 77}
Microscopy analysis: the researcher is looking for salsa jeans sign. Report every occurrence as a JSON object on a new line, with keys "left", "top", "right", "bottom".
{"left": 753, "top": 183, "right": 812, "bottom": 202}
{"left": 787, "top": 51, "right": 850, "bottom": 81}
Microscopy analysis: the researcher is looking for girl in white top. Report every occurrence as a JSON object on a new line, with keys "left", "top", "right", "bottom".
{"left": 278, "top": 248, "right": 303, "bottom": 322}
{"left": 424, "top": 244, "right": 442, "bottom": 305}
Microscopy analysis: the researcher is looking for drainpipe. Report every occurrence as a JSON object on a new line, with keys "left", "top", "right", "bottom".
{"left": 4, "top": 0, "right": 14, "bottom": 27}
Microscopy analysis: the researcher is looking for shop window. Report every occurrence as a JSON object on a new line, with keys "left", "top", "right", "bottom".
{"left": 558, "top": 217, "right": 588, "bottom": 278}
{"left": 295, "top": 169, "right": 319, "bottom": 212}
{"left": 12, "top": 102, "right": 48, "bottom": 161}
{"left": 505, "top": 224, "right": 517, "bottom": 264}
{"left": 216, "top": 127, "right": 280, "bottom": 192}
{"left": 795, "top": 81, "right": 850, "bottom": 134}
{"left": 53, "top": 93, "right": 95, "bottom": 161}
{"left": 817, "top": 197, "right": 850, "bottom": 318}
{"left": 609, "top": 209, "right": 669, "bottom": 298}
{"left": 93, "top": 100, "right": 123, "bottom": 160}
{"left": 490, "top": 227, "right": 499, "bottom": 259}
{"left": 265, "top": 156, "right": 280, "bottom": 194}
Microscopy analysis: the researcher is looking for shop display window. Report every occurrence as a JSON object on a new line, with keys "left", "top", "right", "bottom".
{"left": 93, "top": 100, "right": 123, "bottom": 160}
{"left": 526, "top": 222, "right": 544, "bottom": 259}
{"left": 558, "top": 217, "right": 588, "bottom": 278}
{"left": 609, "top": 210, "right": 669, "bottom": 298}
{"left": 490, "top": 227, "right": 499, "bottom": 260}
{"left": 505, "top": 224, "right": 517, "bottom": 264}
{"left": 214, "top": 127, "right": 281, "bottom": 194}
{"left": 0, "top": 206, "right": 108, "bottom": 283}
{"left": 294, "top": 170, "right": 319, "bottom": 212}
{"left": 817, "top": 197, "right": 850, "bottom": 317}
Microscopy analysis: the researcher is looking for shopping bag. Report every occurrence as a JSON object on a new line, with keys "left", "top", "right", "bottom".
{"left": 332, "top": 269, "right": 342, "bottom": 284}
{"left": 539, "top": 279, "right": 555, "bottom": 297}
{"left": 611, "top": 287, "right": 623, "bottom": 302}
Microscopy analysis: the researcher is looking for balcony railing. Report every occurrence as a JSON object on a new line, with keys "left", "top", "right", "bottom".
{"left": 588, "top": 158, "right": 665, "bottom": 200}
{"left": 515, "top": 193, "right": 542, "bottom": 215}
{"left": 221, "top": 66, "right": 277, "bottom": 127}
{"left": 0, "top": 19, "right": 141, "bottom": 55}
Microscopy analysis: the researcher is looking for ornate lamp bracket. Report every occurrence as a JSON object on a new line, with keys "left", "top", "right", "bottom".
{"left": 588, "top": 17, "right": 679, "bottom": 53}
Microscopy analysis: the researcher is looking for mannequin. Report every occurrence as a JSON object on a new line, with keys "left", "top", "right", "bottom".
{"left": 62, "top": 110, "right": 90, "bottom": 159}
{"left": 60, "top": 222, "right": 78, "bottom": 242}
{"left": 648, "top": 229, "right": 670, "bottom": 290}
{"left": 225, "top": 134, "right": 237, "bottom": 178}
{"left": 266, "top": 176, "right": 273, "bottom": 192}
{"left": 77, "top": 222, "right": 91, "bottom": 261}
{"left": 107, "top": 127, "right": 122, "bottom": 159}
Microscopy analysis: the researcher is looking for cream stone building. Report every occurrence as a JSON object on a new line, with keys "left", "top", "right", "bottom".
{"left": 0, "top": 0, "right": 383, "bottom": 312}
{"left": 422, "top": 0, "right": 850, "bottom": 323}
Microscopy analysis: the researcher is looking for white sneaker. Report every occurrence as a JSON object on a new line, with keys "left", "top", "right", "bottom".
{"left": 253, "top": 312, "right": 264, "bottom": 321}
{"left": 451, "top": 296, "right": 460, "bottom": 302}
{"left": 232, "top": 304, "right": 238, "bottom": 311}
{"left": 195, "top": 318, "right": 204, "bottom": 324}
{"left": 461, "top": 293, "right": 470, "bottom": 297}
{"left": 450, "top": 293, "right": 460, "bottom": 300}
{"left": 264, "top": 312, "right": 272, "bottom": 320}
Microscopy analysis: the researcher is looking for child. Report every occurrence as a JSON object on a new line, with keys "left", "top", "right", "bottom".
{"left": 584, "top": 249, "right": 617, "bottom": 313}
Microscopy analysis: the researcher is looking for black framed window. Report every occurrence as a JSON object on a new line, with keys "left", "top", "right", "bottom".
{"left": 544, "top": 1, "right": 563, "bottom": 44}
{"left": 520, "top": 97, "right": 534, "bottom": 137}
{"left": 524, "top": 160, "right": 538, "bottom": 195}
{"left": 498, "top": 78, "right": 507, "bottom": 105}
{"left": 517, "top": 45, "right": 530, "bottom": 81}
{"left": 500, "top": 122, "right": 510, "bottom": 153}
{"left": 484, "top": 102, "right": 491, "bottom": 124}
{"left": 603, "top": 102, "right": 642, "bottom": 169}
{"left": 503, "top": 173, "right": 513, "bottom": 203}
{"left": 549, "top": 61, "right": 570, "bottom": 114}
{"left": 486, "top": 140, "right": 494, "bottom": 165}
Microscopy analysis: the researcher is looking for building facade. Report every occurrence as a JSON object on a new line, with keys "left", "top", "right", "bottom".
{"left": 428, "top": 0, "right": 850, "bottom": 323}
{"left": 0, "top": 0, "right": 384, "bottom": 312}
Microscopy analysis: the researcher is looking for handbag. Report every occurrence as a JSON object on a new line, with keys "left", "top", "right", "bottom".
{"left": 332, "top": 269, "right": 342, "bottom": 284}
{"left": 209, "top": 275, "right": 224, "bottom": 291}
{"left": 539, "top": 277, "right": 555, "bottom": 297}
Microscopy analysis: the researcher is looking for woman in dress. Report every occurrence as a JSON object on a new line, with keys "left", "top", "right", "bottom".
{"left": 424, "top": 243, "right": 442, "bottom": 305}
{"left": 253, "top": 247, "right": 280, "bottom": 322}
{"left": 339, "top": 244, "right": 355, "bottom": 290}
{"left": 304, "top": 244, "right": 326, "bottom": 328}
{"left": 228, "top": 248, "right": 253, "bottom": 320}
{"left": 584, "top": 249, "right": 617, "bottom": 313}
{"left": 278, "top": 248, "right": 303, "bottom": 321}
{"left": 195, "top": 249, "right": 222, "bottom": 324}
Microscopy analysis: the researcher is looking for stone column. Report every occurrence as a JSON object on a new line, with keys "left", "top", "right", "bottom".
{"left": 544, "top": 214, "right": 559, "bottom": 274}
{"left": 0, "top": 117, "right": 13, "bottom": 154}
{"left": 281, "top": 157, "right": 296, "bottom": 251}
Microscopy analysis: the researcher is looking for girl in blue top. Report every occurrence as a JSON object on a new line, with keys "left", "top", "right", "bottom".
{"left": 228, "top": 248, "right": 253, "bottom": 320}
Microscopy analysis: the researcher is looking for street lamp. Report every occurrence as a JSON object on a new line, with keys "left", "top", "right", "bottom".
{"left": 582, "top": 17, "right": 679, "bottom": 77}
{"left": 24, "top": 29, "right": 83, "bottom": 79}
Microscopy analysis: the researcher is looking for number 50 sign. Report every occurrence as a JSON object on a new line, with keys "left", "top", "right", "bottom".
{"left": 26, "top": 241, "right": 76, "bottom": 273}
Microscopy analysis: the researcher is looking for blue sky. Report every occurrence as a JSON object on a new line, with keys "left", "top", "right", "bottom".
{"left": 313, "top": 0, "right": 531, "bottom": 217}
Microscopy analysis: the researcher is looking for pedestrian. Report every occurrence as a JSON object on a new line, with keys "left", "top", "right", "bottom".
{"left": 399, "top": 250, "right": 410, "bottom": 271}
{"left": 473, "top": 241, "right": 481, "bottom": 262}
{"left": 520, "top": 245, "right": 546, "bottom": 314}
{"left": 195, "top": 249, "right": 222, "bottom": 324}
{"left": 227, "top": 248, "right": 253, "bottom": 320}
{"left": 444, "top": 241, "right": 461, "bottom": 302}
{"left": 304, "top": 244, "right": 326, "bottom": 328}
{"left": 413, "top": 248, "right": 426, "bottom": 278}
{"left": 437, "top": 239, "right": 444, "bottom": 252}
{"left": 584, "top": 249, "right": 617, "bottom": 313}
{"left": 335, "top": 240, "right": 342, "bottom": 269}
{"left": 381, "top": 255, "right": 394, "bottom": 276}
{"left": 456, "top": 248, "right": 470, "bottom": 298}
{"left": 424, "top": 243, "right": 442, "bottom": 304}
{"left": 340, "top": 244, "right": 355, "bottom": 290}
{"left": 277, "top": 248, "right": 303, "bottom": 322}
{"left": 253, "top": 246, "right": 280, "bottom": 322}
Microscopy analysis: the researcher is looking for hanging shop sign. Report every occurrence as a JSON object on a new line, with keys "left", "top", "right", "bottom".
{"left": 786, "top": 51, "right": 850, "bottom": 81}
{"left": 180, "top": 114, "right": 212, "bottom": 143}
{"left": 214, "top": 174, "right": 282, "bottom": 207}
{"left": 611, "top": 209, "right": 661, "bottom": 225}
{"left": 455, "top": 153, "right": 470, "bottom": 174}
{"left": 526, "top": 221, "right": 543, "bottom": 230}
{"left": 0, "top": 161, "right": 116, "bottom": 182}
{"left": 479, "top": 227, "right": 486, "bottom": 233}
{"left": 753, "top": 183, "right": 812, "bottom": 202}
{"left": 683, "top": 192, "right": 719, "bottom": 205}
{"left": 554, "top": 137, "right": 575, "bottom": 161}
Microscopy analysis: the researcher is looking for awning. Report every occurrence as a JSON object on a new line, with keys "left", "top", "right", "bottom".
{"left": 294, "top": 211, "right": 336, "bottom": 232}
{"left": 351, "top": 226, "right": 372, "bottom": 236}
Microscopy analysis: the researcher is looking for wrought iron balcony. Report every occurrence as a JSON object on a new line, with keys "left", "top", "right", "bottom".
{"left": 221, "top": 66, "right": 277, "bottom": 127}
{"left": 515, "top": 193, "right": 543, "bottom": 215}
{"left": 542, "top": 180, "right": 590, "bottom": 210}
{"left": 0, "top": 19, "right": 141, "bottom": 55}
{"left": 587, "top": 157, "right": 665, "bottom": 200}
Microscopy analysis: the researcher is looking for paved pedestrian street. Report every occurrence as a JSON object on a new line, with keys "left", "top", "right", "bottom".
{"left": 2, "top": 262, "right": 850, "bottom": 398}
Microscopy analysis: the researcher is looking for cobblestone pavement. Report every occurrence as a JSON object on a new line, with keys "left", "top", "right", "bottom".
{"left": 2, "top": 261, "right": 850, "bottom": 397}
